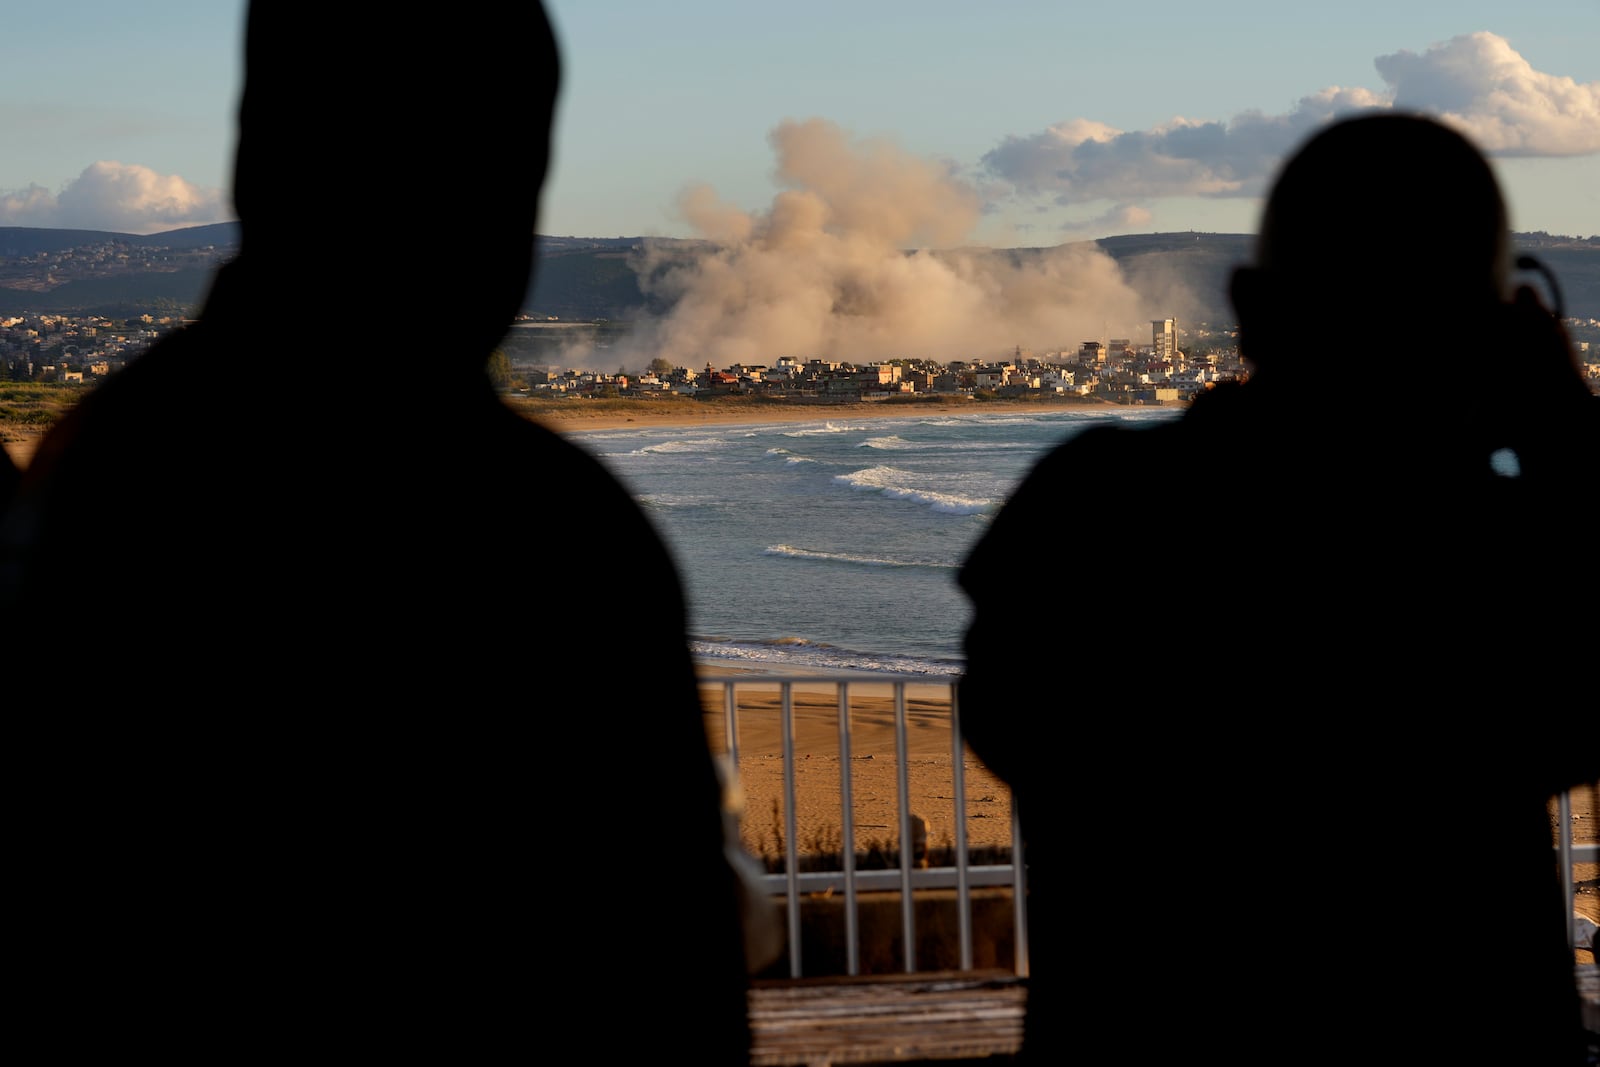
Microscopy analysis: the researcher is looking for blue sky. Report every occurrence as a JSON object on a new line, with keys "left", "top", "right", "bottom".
{"left": 2, "top": 1, "right": 1596, "bottom": 244}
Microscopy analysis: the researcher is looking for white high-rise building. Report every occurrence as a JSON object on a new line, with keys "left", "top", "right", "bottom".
{"left": 1151, "top": 319, "right": 1176, "bottom": 361}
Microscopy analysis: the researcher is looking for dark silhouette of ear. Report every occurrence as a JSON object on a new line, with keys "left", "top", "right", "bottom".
{"left": 1229, "top": 266, "right": 1280, "bottom": 373}
{"left": 1502, "top": 283, "right": 1591, "bottom": 407}
{"left": 1228, "top": 266, "right": 1260, "bottom": 317}
{"left": 1513, "top": 255, "right": 1564, "bottom": 320}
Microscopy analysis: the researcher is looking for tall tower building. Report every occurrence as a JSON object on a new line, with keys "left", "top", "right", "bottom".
{"left": 1151, "top": 319, "right": 1176, "bottom": 361}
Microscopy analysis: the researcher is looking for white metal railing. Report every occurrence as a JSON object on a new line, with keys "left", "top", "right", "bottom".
{"left": 704, "top": 671, "right": 1597, "bottom": 980}
{"left": 1557, "top": 790, "right": 1599, "bottom": 954}
{"left": 703, "top": 673, "right": 1027, "bottom": 980}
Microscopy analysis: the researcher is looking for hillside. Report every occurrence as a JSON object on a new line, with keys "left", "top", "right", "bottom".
{"left": 518, "top": 233, "right": 1255, "bottom": 325}
{"left": 3, "top": 225, "right": 1597, "bottom": 326}
{"left": 524, "top": 231, "right": 1600, "bottom": 328}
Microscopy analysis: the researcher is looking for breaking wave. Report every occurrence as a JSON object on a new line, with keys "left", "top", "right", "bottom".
{"left": 764, "top": 544, "right": 958, "bottom": 569}
{"left": 628, "top": 436, "right": 732, "bottom": 455}
{"left": 781, "top": 422, "right": 849, "bottom": 437}
{"left": 834, "top": 466, "right": 991, "bottom": 514}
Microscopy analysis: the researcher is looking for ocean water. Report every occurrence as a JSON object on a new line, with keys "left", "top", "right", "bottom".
{"left": 570, "top": 405, "right": 1183, "bottom": 677}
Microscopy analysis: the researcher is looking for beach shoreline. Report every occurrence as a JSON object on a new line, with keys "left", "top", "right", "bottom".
{"left": 1, "top": 393, "right": 1151, "bottom": 471}
{"left": 512, "top": 394, "right": 1134, "bottom": 436}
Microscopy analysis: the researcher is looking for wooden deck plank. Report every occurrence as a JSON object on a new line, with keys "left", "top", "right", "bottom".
{"left": 748, "top": 966, "right": 1598, "bottom": 1066}
{"left": 748, "top": 971, "right": 1024, "bottom": 1067}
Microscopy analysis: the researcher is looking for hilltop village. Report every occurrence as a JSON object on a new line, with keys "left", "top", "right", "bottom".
{"left": 0, "top": 237, "right": 226, "bottom": 294}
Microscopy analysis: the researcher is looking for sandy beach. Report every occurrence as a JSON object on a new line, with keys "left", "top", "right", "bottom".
{"left": 0, "top": 393, "right": 1120, "bottom": 471}
{"left": 699, "top": 673, "right": 1012, "bottom": 864}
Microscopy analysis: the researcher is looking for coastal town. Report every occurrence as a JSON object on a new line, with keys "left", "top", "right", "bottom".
{"left": 6, "top": 307, "right": 1600, "bottom": 406}
{"left": 5, "top": 224, "right": 1599, "bottom": 403}
{"left": 0, "top": 305, "right": 1228, "bottom": 397}
{"left": 0, "top": 308, "right": 1253, "bottom": 404}
{"left": 516, "top": 317, "right": 1243, "bottom": 405}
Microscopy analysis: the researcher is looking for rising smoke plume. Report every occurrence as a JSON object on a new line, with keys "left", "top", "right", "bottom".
{"left": 603, "top": 119, "right": 1175, "bottom": 373}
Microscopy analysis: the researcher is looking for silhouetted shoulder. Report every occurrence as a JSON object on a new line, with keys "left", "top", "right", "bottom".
{"left": 961, "top": 399, "right": 1220, "bottom": 590}
{"left": 0, "top": 324, "right": 209, "bottom": 613}
{"left": 0, "top": 446, "right": 17, "bottom": 518}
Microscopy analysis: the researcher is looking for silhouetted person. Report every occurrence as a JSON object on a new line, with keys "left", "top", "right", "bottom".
{"left": 958, "top": 112, "right": 1598, "bottom": 1065}
{"left": 0, "top": 6, "right": 753, "bottom": 1060}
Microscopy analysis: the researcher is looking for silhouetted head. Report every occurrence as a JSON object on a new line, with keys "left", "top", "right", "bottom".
{"left": 227, "top": 4, "right": 561, "bottom": 359}
{"left": 1231, "top": 112, "right": 1513, "bottom": 381}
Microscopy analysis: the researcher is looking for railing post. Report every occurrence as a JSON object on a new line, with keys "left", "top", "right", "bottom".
{"left": 1559, "top": 788, "right": 1576, "bottom": 952}
{"left": 780, "top": 682, "right": 803, "bottom": 978}
{"left": 893, "top": 682, "right": 916, "bottom": 973}
{"left": 722, "top": 681, "right": 738, "bottom": 768}
{"left": 837, "top": 682, "right": 860, "bottom": 976}
{"left": 707, "top": 672, "right": 1026, "bottom": 980}
{"left": 951, "top": 686, "right": 973, "bottom": 972}
{"left": 1010, "top": 796, "right": 1028, "bottom": 979}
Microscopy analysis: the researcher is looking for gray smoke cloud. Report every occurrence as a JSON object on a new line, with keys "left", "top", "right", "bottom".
{"left": 982, "top": 32, "right": 1599, "bottom": 206}
{"left": 608, "top": 118, "right": 1169, "bottom": 373}
{"left": 0, "top": 160, "right": 228, "bottom": 233}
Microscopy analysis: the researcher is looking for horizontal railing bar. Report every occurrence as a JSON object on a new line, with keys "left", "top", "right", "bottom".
{"left": 700, "top": 674, "right": 961, "bottom": 685}
{"left": 756, "top": 846, "right": 1594, "bottom": 896}
{"left": 756, "top": 866, "right": 1018, "bottom": 895}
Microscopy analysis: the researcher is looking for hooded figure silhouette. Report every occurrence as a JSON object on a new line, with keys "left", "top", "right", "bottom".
{"left": 1, "top": 6, "right": 755, "bottom": 1060}
{"left": 958, "top": 112, "right": 1597, "bottom": 1066}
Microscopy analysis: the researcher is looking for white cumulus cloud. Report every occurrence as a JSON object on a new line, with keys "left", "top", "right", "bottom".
{"left": 0, "top": 161, "right": 228, "bottom": 234}
{"left": 1377, "top": 32, "right": 1600, "bottom": 155}
{"left": 981, "top": 32, "right": 1597, "bottom": 209}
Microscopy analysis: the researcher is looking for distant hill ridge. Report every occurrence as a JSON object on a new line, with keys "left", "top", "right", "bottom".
{"left": 3, "top": 224, "right": 1597, "bottom": 323}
